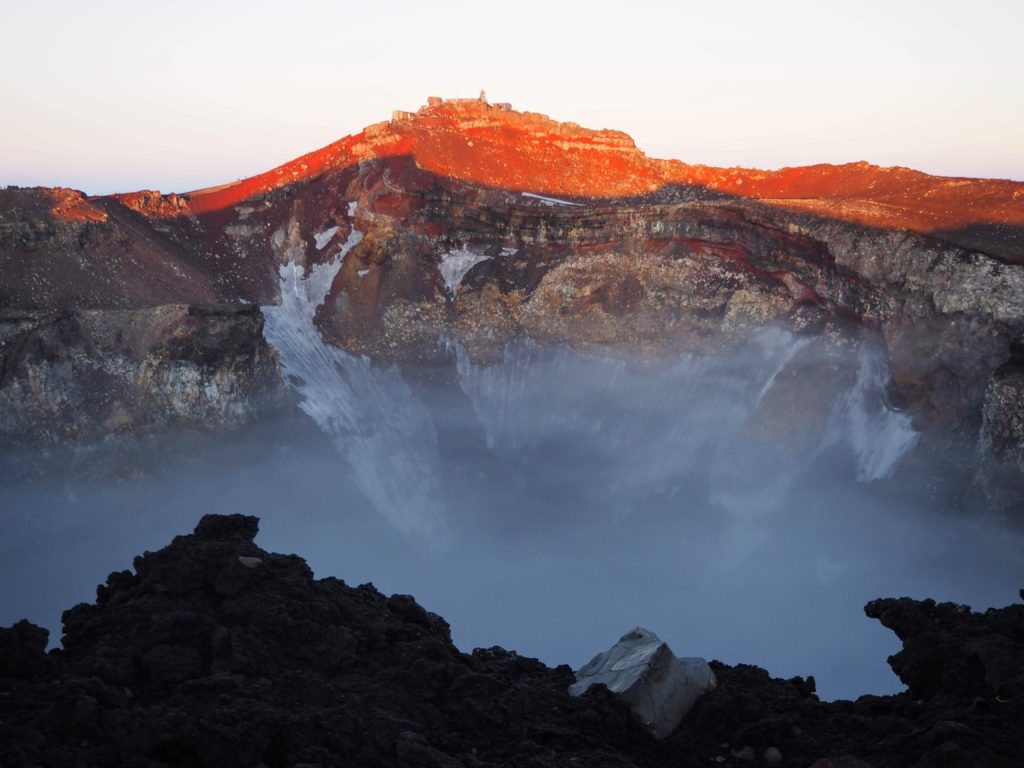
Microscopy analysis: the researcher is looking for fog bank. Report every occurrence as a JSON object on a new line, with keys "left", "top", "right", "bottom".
{"left": 1, "top": 331, "right": 1021, "bottom": 701}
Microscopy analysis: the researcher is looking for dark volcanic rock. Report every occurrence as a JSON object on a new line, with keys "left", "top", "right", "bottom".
{"left": 865, "top": 597, "right": 1024, "bottom": 702}
{"left": 1, "top": 515, "right": 1022, "bottom": 767}
{"left": 0, "top": 515, "right": 658, "bottom": 768}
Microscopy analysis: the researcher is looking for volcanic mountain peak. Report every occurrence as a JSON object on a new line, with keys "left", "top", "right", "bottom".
{"left": 386, "top": 95, "right": 639, "bottom": 152}
{"left": 182, "top": 95, "right": 658, "bottom": 215}
{"left": 174, "top": 96, "right": 1024, "bottom": 244}
{"left": 7, "top": 94, "right": 1024, "bottom": 269}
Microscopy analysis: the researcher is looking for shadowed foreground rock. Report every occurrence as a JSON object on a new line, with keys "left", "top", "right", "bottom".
{"left": 0, "top": 515, "right": 1021, "bottom": 767}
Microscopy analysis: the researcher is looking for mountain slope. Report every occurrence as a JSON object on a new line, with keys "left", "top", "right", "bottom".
{"left": 182, "top": 97, "right": 1024, "bottom": 253}
{"left": 2, "top": 96, "right": 1023, "bottom": 506}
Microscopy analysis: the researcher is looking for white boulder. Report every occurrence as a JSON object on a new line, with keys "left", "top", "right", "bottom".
{"left": 569, "top": 627, "right": 716, "bottom": 739}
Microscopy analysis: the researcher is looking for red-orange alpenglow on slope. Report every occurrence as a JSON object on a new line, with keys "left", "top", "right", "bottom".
{"left": 4, "top": 95, "right": 1024, "bottom": 510}
{"left": 180, "top": 96, "right": 1024, "bottom": 237}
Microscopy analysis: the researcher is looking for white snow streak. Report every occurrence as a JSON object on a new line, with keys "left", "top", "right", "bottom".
{"left": 521, "top": 192, "right": 584, "bottom": 207}
{"left": 261, "top": 222, "right": 445, "bottom": 540}
{"left": 439, "top": 246, "right": 491, "bottom": 297}
{"left": 821, "top": 344, "right": 920, "bottom": 482}
{"left": 313, "top": 226, "right": 340, "bottom": 251}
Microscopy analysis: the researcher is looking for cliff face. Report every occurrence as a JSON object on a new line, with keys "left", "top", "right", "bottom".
{"left": 2, "top": 97, "right": 1023, "bottom": 489}
{"left": 0, "top": 304, "right": 282, "bottom": 444}
{"left": 1, "top": 514, "right": 1022, "bottom": 767}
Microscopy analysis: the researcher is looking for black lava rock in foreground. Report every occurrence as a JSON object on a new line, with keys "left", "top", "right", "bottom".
{"left": 0, "top": 515, "right": 1021, "bottom": 768}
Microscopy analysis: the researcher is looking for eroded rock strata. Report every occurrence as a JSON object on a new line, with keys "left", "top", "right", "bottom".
{"left": 0, "top": 304, "right": 282, "bottom": 444}
{"left": 1, "top": 515, "right": 1021, "bottom": 767}
{"left": 1, "top": 98, "right": 1023, "bottom": 497}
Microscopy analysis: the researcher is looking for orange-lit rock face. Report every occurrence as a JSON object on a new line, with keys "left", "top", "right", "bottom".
{"left": 183, "top": 101, "right": 663, "bottom": 214}
{"left": 113, "top": 190, "right": 190, "bottom": 219}
{"left": 388, "top": 102, "right": 664, "bottom": 199}
{"left": 179, "top": 99, "right": 1024, "bottom": 249}
{"left": 670, "top": 161, "right": 1024, "bottom": 237}
{"left": 44, "top": 188, "right": 108, "bottom": 223}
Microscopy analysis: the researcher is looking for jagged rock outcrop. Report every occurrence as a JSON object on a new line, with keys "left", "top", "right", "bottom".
{"left": 865, "top": 595, "right": 1024, "bottom": 703}
{"left": 0, "top": 514, "right": 664, "bottom": 767}
{"left": 1, "top": 515, "right": 1022, "bottom": 767}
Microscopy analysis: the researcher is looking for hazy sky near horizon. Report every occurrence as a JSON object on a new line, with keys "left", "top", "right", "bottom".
{"left": 2, "top": 0, "right": 1022, "bottom": 194}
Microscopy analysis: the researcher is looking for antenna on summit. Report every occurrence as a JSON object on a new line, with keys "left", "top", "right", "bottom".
{"left": 478, "top": 89, "right": 488, "bottom": 104}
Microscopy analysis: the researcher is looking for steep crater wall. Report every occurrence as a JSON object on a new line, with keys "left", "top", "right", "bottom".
{"left": 2, "top": 102, "right": 1023, "bottom": 507}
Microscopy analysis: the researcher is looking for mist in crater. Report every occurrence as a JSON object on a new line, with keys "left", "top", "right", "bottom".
{"left": 2, "top": 303, "right": 1021, "bottom": 701}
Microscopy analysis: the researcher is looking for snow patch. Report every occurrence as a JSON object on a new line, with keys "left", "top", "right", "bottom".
{"left": 439, "top": 246, "right": 491, "bottom": 297}
{"left": 357, "top": 269, "right": 370, "bottom": 277}
{"left": 821, "top": 342, "right": 920, "bottom": 482}
{"left": 521, "top": 191, "right": 584, "bottom": 207}
{"left": 347, "top": 201, "right": 357, "bottom": 217}
{"left": 261, "top": 224, "right": 444, "bottom": 540}
{"left": 313, "top": 226, "right": 340, "bottom": 251}
{"left": 754, "top": 326, "right": 813, "bottom": 405}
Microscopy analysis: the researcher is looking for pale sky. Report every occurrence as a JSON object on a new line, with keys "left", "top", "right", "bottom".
{"left": 2, "top": 0, "right": 1022, "bottom": 195}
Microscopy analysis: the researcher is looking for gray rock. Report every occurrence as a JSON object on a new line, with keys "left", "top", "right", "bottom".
{"left": 0, "top": 305, "right": 284, "bottom": 444}
{"left": 568, "top": 627, "right": 716, "bottom": 739}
